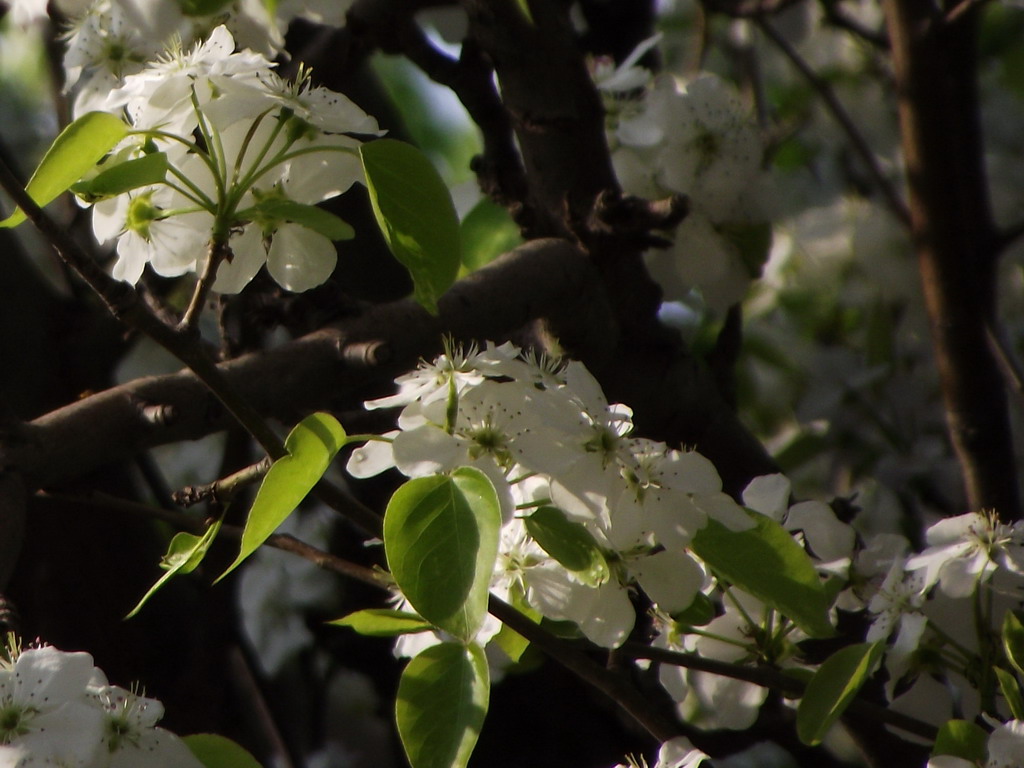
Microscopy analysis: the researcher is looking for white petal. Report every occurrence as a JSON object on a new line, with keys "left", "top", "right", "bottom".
{"left": 633, "top": 550, "right": 705, "bottom": 614}
{"left": 266, "top": 224, "right": 337, "bottom": 292}
{"left": 392, "top": 425, "right": 460, "bottom": 477}
{"left": 741, "top": 473, "right": 790, "bottom": 520}
{"left": 213, "top": 225, "right": 267, "bottom": 293}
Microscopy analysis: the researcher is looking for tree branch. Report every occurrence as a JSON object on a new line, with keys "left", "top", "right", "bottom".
{"left": 882, "top": 0, "right": 1021, "bottom": 518}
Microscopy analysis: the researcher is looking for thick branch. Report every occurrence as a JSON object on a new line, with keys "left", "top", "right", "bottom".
{"left": 883, "top": 1, "right": 1020, "bottom": 518}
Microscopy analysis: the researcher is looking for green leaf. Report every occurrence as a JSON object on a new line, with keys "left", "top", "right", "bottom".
{"left": 184, "top": 734, "right": 264, "bottom": 768}
{"left": 70, "top": 152, "right": 168, "bottom": 202}
{"left": 672, "top": 591, "right": 716, "bottom": 627}
{"left": 796, "top": 642, "right": 883, "bottom": 746}
{"left": 997, "top": 666, "right": 1024, "bottom": 720}
{"left": 248, "top": 198, "right": 355, "bottom": 241}
{"left": 692, "top": 512, "right": 835, "bottom": 638}
{"left": 328, "top": 609, "right": 434, "bottom": 637}
{"left": 384, "top": 467, "right": 501, "bottom": 642}
{"left": 514, "top": 0, "right": 535, "bottom": 24}
{"left": 217, "top": 413, "right": 347, "bottom": 581}
{"left": 523, "top": 506, "right": 609, "bottom": 587}
{"left": 359, "top": 139, "right": 461, "bottom": 314}
{"left": 458, "top": 198, "right": 522, "bottom": 276}
{"left": 1, "top": 112, "right": 127, "bottom": 228}
{"left": 1004, "top": 610, "right": 1024, "bottom": 676}
{"left": 125, "top": 518, "right": 222, "bottom": 619}
{"left": 396, "top": 642, "right": 489, "bottom": 768}
{"left": 931, "top": 719, "right": 989, "bottom": 762}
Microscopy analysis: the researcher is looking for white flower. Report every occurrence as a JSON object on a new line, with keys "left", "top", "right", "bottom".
{"left": 866, "top": 557, "right": 927, "bottom": 699}
{"left": 86, "top": 684, "right": 203, "bottom": 768}
{"left": 653, "top": 737, "right": 709, "bottom": 768}
{"left": 742, "top": 473, "right": 856, "bottom": 573}
{"left": 906, "top": 511, "right": 1024, "bottom": 598}
{"left": 0, "top": 647, "right": 105, "bottom": 767}
{"left": 256, "top": 69, "right": 381, "bottom": 135}
{"left": 363, "top": 341, "right": 520, "bottom": 412}
{"left": 104, "top": 25, "right": 274, "bottom": 135}
{"left": 986, "top": 719, "right": 1024, "bottom": 768}
{"left": 93, "top": 187, "right": 209, "bottom": 284}
{"left": 613, "top": 736, "right": 708, "bottom": 768}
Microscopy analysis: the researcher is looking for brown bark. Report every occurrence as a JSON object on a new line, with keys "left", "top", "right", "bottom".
{"left": 883, "top": 0, "right": 1020, "bottom": 518}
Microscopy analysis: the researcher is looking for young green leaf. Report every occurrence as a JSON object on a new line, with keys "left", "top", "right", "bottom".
{"left": 1004, "top": 610, "right": 1024, "bottom": 676}
{"left": 328, "top": 609, "right": 434, "bottom": 637}
{"left": 359, "top": 139, "right": 461, "bottom": 314}
{"left": 523, "top": 506, "right": 609, "bottom": 587}
{"left": 125, "top": 518, "right": 223, "bottom": 619}
{"left": 217, "top": 412, "right": 347, "bottom": 581}
{"left": 395, "top": 642, "right": 489, "bottom": 768}
{"left": 691, "top": 512, "right": 835, "bottom": 638}
{"left": 931, "top": 719, "right": 989, "bottom": 763}
{"left": 1, "top": 112, "right": 127, "bottom": 229}
{"left": 997, "top": 667, "right": 1024, "bottom": 720}
{"left": 184, "top": 734, "right": 264, "bottom": 768}
{"left": 796, "top": 642, "right": 883, "bottom": 746}
{"left": 384, "top": 467, "right": 501, "bottom": 643}
{"left": 247, "top": 198, "right": 355, "bottom": 241}
{"left": 70, "top": 152, "right": 169, "bottom": 202}
{"left": 458, "top": 198, "right": 522, "bottom": 276}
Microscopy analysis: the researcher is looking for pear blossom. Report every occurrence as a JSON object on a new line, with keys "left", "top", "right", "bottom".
{"left": 906, "top": 511, "right": 1024, "bottom": 598}
{"left": 86, "top": 683, "right": 202, "bottom": 768}
{"left": 102, "top": 25, "right": 274, "bottom": 136}
{"left": 613, "top": 736, "right": 708, "bottom": 768}
{"left": 0, "top": 646, "right": 104, "bottom": 767}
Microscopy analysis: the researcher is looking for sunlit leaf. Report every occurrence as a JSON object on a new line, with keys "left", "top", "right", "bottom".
{"left": 184, "top": 734, "right": 263, "bottom": 768}
{"left": 70, "top": 152, "right": 168, "bottom": 202}
{"left": 360, "top": 139, "right": 460, "bottom": 314}
{"left": 328, "top": 609, "right": 434, "bottom": 637}
{"left": 125, "top": 518, "right": 222, "bottom": 619}
{"left": 796, "top": 642, "right": 883, "bottom": 746}
{"left": 524, "top": 506, "right": 609, "bottom": 587}
{"left": 384, "top": 468, "right": 501, "bottom": 642}
{"left": 1, "top": 112, "right": 127, "bottom": 228}
{"left": 396, "top": 642, "right": 489, "bottom": 768}
{"left": 246, "top": 198, "right": 355, "bottom": 241}
{"left": 458, "top": 198, "right": 522, "bottom": 276}
{"left": 997, "top": 666, "right": 1024, "bottom": 720}
{"left": 931, "top": 719, "right": 989, "bottom": 763}
{"left": 692, "top": 511, "right": 835, "bottom": 638}
{"left": 217, "top": 413, "right": 347, "bottom": 581}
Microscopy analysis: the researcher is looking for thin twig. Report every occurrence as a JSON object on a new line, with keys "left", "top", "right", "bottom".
{"left": 946, "top": 0, "right": 992, "bottom": 25}
{"left": 622, "top": 643, "right": 938, "bottom": 742}
{"left": 986, "top": 321, "right": 1024, "bottom": 397}
{"left": 755, "top": 16, "right": 912, "bottom": 227}
{"left": 179, "top": 238, "right": 232, "bottom": 332}
{"left": 174, "top": 456, "right": 273, "bottom": 507}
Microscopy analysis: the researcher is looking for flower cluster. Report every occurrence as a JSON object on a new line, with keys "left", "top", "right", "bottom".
{"left": 3, "top": 0, "right": 353, "bottom": 116}
{"left": 348, "top": 342, "right": 1024, "bottom": 744}
{"left": 346, "top": 343, "right": 858, "bottom": 720}
{"left": 0, "top": 639, "right": 200, "bottom": 768}
{"left": 81, "top": 25, "right": 377, "bottom": 294}
{"left": 597, "top": 50, "right": 771, "bottom": 312}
